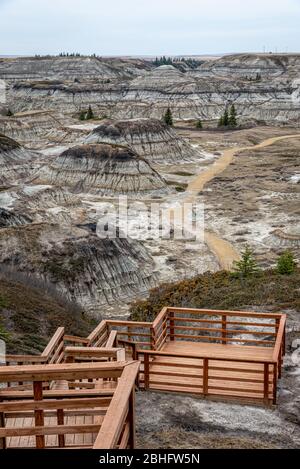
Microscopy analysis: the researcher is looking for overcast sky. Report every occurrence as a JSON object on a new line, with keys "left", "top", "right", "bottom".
{"left": 0, "top": 0, "right": 299, "bottom": 56}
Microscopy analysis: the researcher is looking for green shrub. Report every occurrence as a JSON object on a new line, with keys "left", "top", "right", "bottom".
{"left": 86, "top": 105, "right": 94, "bottom": 120}
{"left": 277, "top": 251, "right": 297, "bottom": 275}
{"left": 231, "top": 245, "right": 260, "bottom": 278}
{"left": 163, "top": 108, "right": 173, "bottom": 126}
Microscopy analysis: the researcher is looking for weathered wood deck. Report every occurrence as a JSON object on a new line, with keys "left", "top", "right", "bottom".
{"left": 0, "top": 306, "right": 286, "bottom": 450}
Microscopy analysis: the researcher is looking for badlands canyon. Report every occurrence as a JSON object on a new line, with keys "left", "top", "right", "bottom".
{"left": 0, "top": 53, "right": 300, "bottom": 318}
{"left": 0, "top": 53, "right": 300, "bottom": 449}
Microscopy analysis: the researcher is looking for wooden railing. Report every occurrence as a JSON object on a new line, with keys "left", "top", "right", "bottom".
{"left": 2, "top": 308, "right": 285, "bottom": 407}
{"left": 0, "top": 361, "right": 139, "bottom": 449}
{"left": 6, "top": 327, "right": 65, "bottom": 367}
{"left": 137, "top": 349, "right": 277, "bottom": 405}
{"left": 165, "top": 307, "right": 281, "bottom": 347}
{"left": 64, "top": 347, "right": 126, "bottom": 363}
{"left": 133, "top": 308, "right": 286, "bottom": 406}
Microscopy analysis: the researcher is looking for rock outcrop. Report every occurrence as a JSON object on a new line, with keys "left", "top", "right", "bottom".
{"left": 0, "top": 111, "right": 89, "bottom": 149}
{"left": 0, "top": 56, "right": 152, "bottom": 81}
{"left": 86, "top": 118, "right": 202, "bottom": 163}
{"left": 37, "top": 143, "right": 170, "bottom": 196}
{"left": 2, "top": 54, "right": 300, "bottom": 123}
{"left": 0, "top": 133, "right": 36, "bottom": 187}
{"left": 0, "top": 185, "right": 80, "bottom": 224}
{"left": 0, "top": 223, "right": 157, "bottom": 315}
{"left": 0, "top": 207, "right": 31, "bottom": 227}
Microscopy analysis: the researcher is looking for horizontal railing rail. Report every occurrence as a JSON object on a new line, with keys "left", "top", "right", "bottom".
{"left": 137, "top": 349, "right": 276, "bottom": 405}
{"left": 64, "top": 346, "right": 126, "bottom": 363}
{"left": 0, "top": 361, "right": 139, "bottom": 449}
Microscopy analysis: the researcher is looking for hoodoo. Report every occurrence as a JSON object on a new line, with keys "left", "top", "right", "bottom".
{"left": 38, "top": 143, "right": 170, "bottom": 196}
{"left": 0, "top": 133, "right": 36, "bottom": 187}
{"left": 86, "top": 118, "right": 202, "bottom": 163}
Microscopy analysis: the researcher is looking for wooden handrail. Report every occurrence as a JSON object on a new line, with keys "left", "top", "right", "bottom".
{"left": 137, "top": 349, "right": 276, "bottom": 364}
{"left": 64, "top": 346, "right": 125, "bottom": 361}
{"left": 272, "top": 315, "right": 286, "bottom": 363}
{"left": 106, "top": 331, "right": 117, "bottom": 348}
{"left": 41, "top": 327, "right": 64, "bottom": 359}
{"left": 166, "top": 307, "right": 283, "bottom": 319}
{"left": 5, "top": 355, "right": 46, "bottom": 364}
{"left": 106, "top": 320, "right": 152, "bottom": 328}
{"left": 152, "top": 307, "right": 168, "bottom": 330}
{"left": 0, "top": 397, "right": 111, "bottom": 412}
{"left": 87, "top": 320, "right": 107, "bottom": 344}
{"left": 93, "top": 362, "right": 140, "bottom": 449}
{"left": 64, "top": 335, "right": 90, "bottom": 345}
{"left": 0, "top": 362, "right": 128, "bottom": 383}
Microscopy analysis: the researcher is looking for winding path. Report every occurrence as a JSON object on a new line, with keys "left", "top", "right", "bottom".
{"left": 185, "top": 133, "right": 300, "bottom": 270}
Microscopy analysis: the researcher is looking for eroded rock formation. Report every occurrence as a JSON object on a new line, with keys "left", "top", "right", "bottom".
{"left": 86, "top": 118, "right": 202, "bottom": 163}
{"left": 1, "top": 54, "right": 300, "bottom": 123}
{"left": 37, "top": 143, "right": 170, "bottom": 196}
{"left": 0, "top": 223, "right": 157, "bottom": 315}
{"left": 0, "top": 133, "right": 37, "bottom": 187}
{"left": 0, "top": 207, "right": 31, "bottom": 227}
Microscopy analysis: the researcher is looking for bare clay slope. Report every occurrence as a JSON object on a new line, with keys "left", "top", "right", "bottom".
{"left": 2, "top": 54, "right": 300, "bottom": 123}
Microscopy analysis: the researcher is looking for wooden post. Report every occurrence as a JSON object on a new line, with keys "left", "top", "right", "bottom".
{"left": 278, "top": 346, "right": 282, "bottom": 379}
{"left": 264, "top": 363, "right": 269, "bottom": 405}
{"left": 144, "top": 354, "right": 150, "bottom": 390}
{"left": 273, "top": 363, "right": 277, "bottom": 405}
{"left": 151, "top": 326, "right": 155, "bottom": 350}
{"left": 221, "top": 315, "right": 227, "bottom": 345}
{"left": 33, "top": 381, "right": 45, "bottom": 449}
{"left": 0, "top": 410, "right": 6, "bottom": 450}
{"left": 18, "top": 362, "right": 23, "bottom": 385}
{"left": 57, "top": 409, "right": 65, "bottom": 448}
{"left": 128, "top": 390, "right": 136, "bottom": 449}
{"left": 203, "top": 358, "right": 209, "bottom": 396}
{"left": 169, "top": 311, "right": 175, "bottom": 341}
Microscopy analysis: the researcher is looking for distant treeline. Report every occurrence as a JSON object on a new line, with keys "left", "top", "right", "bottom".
{"left": 34, "top": 53, "right": 103, "bottom": 58}
{"left": 153, "top": 56, "right": 203, "bottom": 70}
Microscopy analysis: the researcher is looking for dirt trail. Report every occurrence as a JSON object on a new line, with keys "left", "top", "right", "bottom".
{"left": 186, "top": 133, "right": 300, "bottom": 270}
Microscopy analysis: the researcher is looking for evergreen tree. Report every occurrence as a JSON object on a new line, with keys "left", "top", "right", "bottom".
{"left": 163, "top": 107, "right": 173, "bottom": 126}
{"left": 229, "top": 104, "right": 237, "bottom": 128}
{"left": 195, "top": 119, "right": 203, "bottom": 129}
{"left": 277, "top": 251, "right": 297, "bottom": 275}
{"left": 79, "top": 110, "right": 86, "bottom": 121}
{"left": 86, "top": 105, "right": 94, "bottom": 120}
{"left": 232, "top": 245, "right": 260, "bottom": 278}
{"left": 6, "top": 109, "right": 13, "bottom": 117}
{"left": 223, "top": 108, "right": 229, "bottom": 127}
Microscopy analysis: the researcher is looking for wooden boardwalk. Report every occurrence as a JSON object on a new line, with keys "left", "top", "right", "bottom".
{"left": 0, "top": 362, "right": 139, "bottom": 450}
{"left": 139, "top": 341, "right": 275, "bottom": 403}
{"left": 0, "top": 306, "right": 286, "bottom": 450}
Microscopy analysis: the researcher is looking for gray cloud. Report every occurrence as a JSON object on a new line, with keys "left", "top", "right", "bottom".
{"left": 0, "top": 0, "right": 299, "bottom": 55}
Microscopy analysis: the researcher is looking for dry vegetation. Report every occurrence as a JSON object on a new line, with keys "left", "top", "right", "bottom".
{"left": 0, "top": 274, "right": 96, "bottom": 354}
{"left": 130, "top": 268, "right": 300, "bottom": 321}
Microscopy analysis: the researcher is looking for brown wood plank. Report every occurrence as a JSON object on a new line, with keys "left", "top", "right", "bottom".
{"left": 167, "top": 307, "right": 283, "bottom": 319}
{"left": 0, "top": 362, "right": 127, "bottom": 384}
{"left": 93, "top": 362, "right": 139, "bottom": 449}
{"left": 42, "top": 328, "right": 65, "bottom": 359}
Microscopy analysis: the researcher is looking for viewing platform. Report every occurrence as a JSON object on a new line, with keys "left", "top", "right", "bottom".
{"left": 0, "top": 307, "right": 286, "bottom": 449}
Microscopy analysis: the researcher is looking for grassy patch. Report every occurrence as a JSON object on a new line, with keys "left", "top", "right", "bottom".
{"left": 0, "top": 277, "right": 96, "bottom": 354}
{"left": 0, "top": 294, "right": 9, "bottom": 309}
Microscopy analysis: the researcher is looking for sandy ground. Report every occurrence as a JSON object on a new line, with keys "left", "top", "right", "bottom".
{"left": 181, "top": 131, "right": 300, "bottom": 269}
